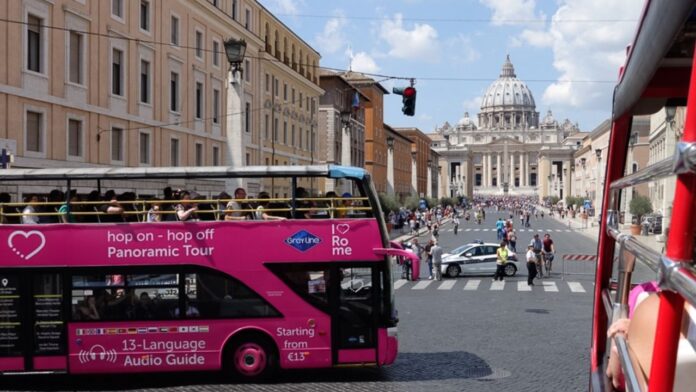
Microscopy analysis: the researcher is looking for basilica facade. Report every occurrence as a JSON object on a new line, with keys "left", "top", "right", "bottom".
{"left": 428, "top": 56, "right": 584, "bottom": 200}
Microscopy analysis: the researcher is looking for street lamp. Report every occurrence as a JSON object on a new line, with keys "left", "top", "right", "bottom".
{"left": 386, "top": 136, "right": 394, "bottom": 150}
{"left": 224, "top": 38, "right": 247, "bottom": 77}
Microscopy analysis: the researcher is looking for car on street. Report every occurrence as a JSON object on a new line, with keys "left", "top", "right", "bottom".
{"left": 440, "top": 241, "right": 519, "bottom": 278}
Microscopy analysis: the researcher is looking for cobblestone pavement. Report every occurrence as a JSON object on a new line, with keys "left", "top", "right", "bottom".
{"left": 0, "top": 210, "right": 597, "bottom": 392}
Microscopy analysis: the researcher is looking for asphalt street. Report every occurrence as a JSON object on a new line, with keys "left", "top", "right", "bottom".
{"left": 0, "top": 210, "right": 599, "bottom": 392}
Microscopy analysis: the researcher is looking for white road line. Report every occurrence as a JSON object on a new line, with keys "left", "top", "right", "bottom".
{"left": 474, "top": 229, "right": 481, "bottom": 231}
{"left": 465, "top": 228, "right": 472, "bottom": 231}
{"left": 490, "top": 280, "right": 505, "bottom": 291}
{"left": 483, "top": 229, "right": 491, "bottom": 231}
{"left": 567, "top": 282, "right": 586, "bottom": 293}
{"left": 555, "top": 229, "right": 563, "bottom": 232}
{"left": 412, "top": 280, "right": 433, "bottom": 290}
{"left": 463, "top": 280, "right": 480, "bottom": 291}
{"left": 543, "top": 281, "right": 559, "bottom": 292}
{"left": 537, "top": 229, "right": 543, "bottom": 232}
{"left": 517, "top": 280, "right": 531, "bottom": 292}
{"left": 438, "top": 280, "right": 456, "bottom": 290}
{"left": 394, "top": 279, "right": 408, "bottom": 290}
{"left": 565, "top": 229, "right": 571, "bottom": 232}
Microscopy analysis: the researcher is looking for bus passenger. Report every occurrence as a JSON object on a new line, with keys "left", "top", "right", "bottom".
{"left": 135, "top": 292, "right": 155, "bottom": 319}
{"left": 58, "top": 193, "right": 79, "bottom": 223}
{"left": 99, "top": 191, "right": 125, "bottom": 223}
{"left": 294, "top": 187, "right": 313, "bottom": 219}
{"left": 78, "top": 296, "right": 100, "bottom": 320}
{"left": 225, "top": 188, "right": 252, "bottom": 220}
{"left": 175, "top": 191, "right": 199, "bottom": 221}
{"left": 147, "top": 198, "right": 162, "bottom": 222}
{"left": 254, "top": 192, "right": 286, "bottom": 221}
{"left": 21, "top": 194, "right": 39, "bottom": 224}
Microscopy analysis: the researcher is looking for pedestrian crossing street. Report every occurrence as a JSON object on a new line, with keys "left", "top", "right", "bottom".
{"left": 394, "top": 278, "right": 591, "bottom": 294}
{"left": 442, "top": 227, "right": 574, "bottom": 233}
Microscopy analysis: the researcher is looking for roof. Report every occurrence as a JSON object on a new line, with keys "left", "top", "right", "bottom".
{"left": 612, "top": 0, "right": 696, "bottom": 119}
{"left": 318, "top": 73, "right": 371, "bottom": 102}
{"left": 0, "top": 165, "right": 367, "bottom": 181}
{"left": 341, "top": 71, "right": 390, "bottom": 94}
{"left": 384, "top": 124, "right": 413, "bottom": 143}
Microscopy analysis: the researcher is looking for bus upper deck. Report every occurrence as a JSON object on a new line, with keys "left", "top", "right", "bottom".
{"left": 592, "top": 1, "right": 696, "bottom": 391}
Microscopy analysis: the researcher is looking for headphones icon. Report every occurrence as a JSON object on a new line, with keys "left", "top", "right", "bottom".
{"left": 78, "top": 344, "right": 117, "bottom": 364}
{"left": 89, "top": 344, "right": 107, "bottom": 361}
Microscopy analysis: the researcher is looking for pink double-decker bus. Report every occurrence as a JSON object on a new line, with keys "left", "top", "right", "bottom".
{"left": 0, "top": 165, "right": 417, "bottom": 379}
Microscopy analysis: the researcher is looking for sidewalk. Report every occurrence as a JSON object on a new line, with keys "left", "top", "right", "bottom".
{"left": 545, "top": 208, "right": 664, "bottom": 253}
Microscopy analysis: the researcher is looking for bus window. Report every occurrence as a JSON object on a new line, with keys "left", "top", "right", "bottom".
{"left": 33, "top": 273, "right": 65, "bottom": 355}
{"left": 269, "top": 265, "right": 330, "bottom": 312}
{"left": 338, "top": 267, "right": 375, "bottom": 348}
{"left": 184, "top": 271, "right": 280, "bottom": 319}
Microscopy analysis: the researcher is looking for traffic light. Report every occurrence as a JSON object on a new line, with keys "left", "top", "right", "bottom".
{"left": 393, "top": 86, "right": 417, "bottom": 116}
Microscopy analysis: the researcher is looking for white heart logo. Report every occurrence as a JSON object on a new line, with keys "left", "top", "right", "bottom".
{"left": 336, "top": 224, "right": 350, "bottom": 235}
{"left": 7, "top": 230, "right": 46, "bottom": 260}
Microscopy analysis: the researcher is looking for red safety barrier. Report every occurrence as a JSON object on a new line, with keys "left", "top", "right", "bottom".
{"left": 563, "top": 254, "right": 598, "bottom": 262}
{"left": 562, "top": 254, "right": 597, "bottom": 278}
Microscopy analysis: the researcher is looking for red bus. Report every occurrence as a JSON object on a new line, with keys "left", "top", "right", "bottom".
{"left": 0, "top": 165, "right": 417, "bottom": 379}
{"left": 591, "top": 1, "right": 696, "bottom": 391}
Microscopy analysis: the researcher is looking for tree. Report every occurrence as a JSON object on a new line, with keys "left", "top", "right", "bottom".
{"left": 629, "top": 194, "right": 653, "bottom": 223}
{"left": 378, "top": 193, "right": 399, "bottom": 214}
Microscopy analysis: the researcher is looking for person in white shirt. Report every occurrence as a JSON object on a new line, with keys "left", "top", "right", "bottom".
{"left": 21, "top": 194, "right": 40, "bottom": 224}
{"left": 526, "top": 245, "right": 538, "bottom": 286}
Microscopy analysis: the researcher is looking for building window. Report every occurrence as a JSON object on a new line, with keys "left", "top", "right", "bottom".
{"left": 245, "top": 153, "right": 250, "bottom": 166}
{"left": 273, "top": 118, "right": 279, "bottom": 141}
{"left": 170, "top": 72, "right": 179, "bottom": 112}
{"left": 195, "top": 31, "right": 203, "bottom": 59}
{"left": 283, "top": 121, "right": 287, "bottom": 144}
{"left": 111, "top": 127, "right": 124, "bottom": 162}
{"left": 68, "top": 119, "right": 82, "bottom": 157}
{"left": 264, "top": 114, "right": 269, "bottom": 139}
{"left": 139, "top": 132, "right": 150, "bottom": 164}
{"left": 265, "top": 73, "right": 270, "bottom": 92}
{"left": 170, "top": 15, "right": 179, "bottom": 45}
{"left": 274, "top": 79, "right": 279, "bottom": 97}
{"left": 231, "top": 0, "right": 237, "bottom": 20}
{"left": 212, "top": 40, "right": 220, "bottom": 67}
{"left": 265, "top": 157, "right": 269, "bottom": 166}
{"left": 292, "top": 88, "right": 295, "bottom": 104}
{"left": 245, "top": 8, "right": 250, "bottom": 30}
{"left": 213, "top": 89, "right": 220, "bottom": 124}
{"left": 291, "top": 125, "right": 295, "bottom": 147}
{"left": 212, "top": 146, "right": 220, "bottom": 166}
{"left": 170, "top": 138, "right": 179, "bottom": 166}
{"left": 245, "top": 60, "right": 250, "bottom": 82}
{"left": 140, "top": 0, "right": 150, "bottom": 31}
{"left": 112, "top": 48, "right": 123, "bottom": 96}
{"left": 195, "top": 82, "right": 203, "bottom": 119}
{"left": 195, "top": 143, "right": 203, "bottom": 166}
{"left": 68, "top": 31, "right": 83, "bottom": 84}
{"left": 305, "top": 130, "right": 309, "bottom": 149}
{"left": 245, "top": 102, "right": 251, "bottom": 132}
{"left": 299, "top": 127, "right": 303, "bottom": 149}
{"left": 26, "top": 111, "right": 43, "bottom": 153}
{"left": 299, "top": 93, "right": 303, "bottom": 108}
{"left": 112, "top": 0, "right": 123, "bottom": 18}
{"left": 283, "top": 83, "right": 287, "bottom": 101}
{"left": 140, "top": 60, "right": 150, "bottom": 103}
{"left": 27, "top": 15, "right": 42, "bottom": 73}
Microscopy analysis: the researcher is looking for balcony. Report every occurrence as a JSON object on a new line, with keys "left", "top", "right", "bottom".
{"left": 265, "top": 43, "right": 272, "bottom": 53}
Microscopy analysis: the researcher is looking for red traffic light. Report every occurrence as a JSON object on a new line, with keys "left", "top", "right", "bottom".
{"left": 403, "top": 87, "right": 416, "bottom": 98}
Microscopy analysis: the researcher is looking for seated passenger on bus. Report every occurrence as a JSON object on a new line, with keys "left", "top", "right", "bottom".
{"left": 58, "top": 192, "right": 79, "bottom": 223}
{"left": 606, "top": 282, "right": 696, "bottom": 391}
{"left": 225, "top": 187, "right": 253, "bottom": 221}
{"left": 254, "top": 192, "right": 286, "bottom": 221}
{"left": 0, "top": 192, "right": 11, "bottom": 224}
{"left": 294, "top": 187, "right": 313, "bottom": 219}
{"left": 134, "top": 292, "right": 155, "bottom": 319}
{"left": 174, "top": 295, "right": 200, "bottom": 318}
{"left": 77, "top": 296, "right": 100, "bottom": 320}
{"left": 98, "top": 191, "right": 125, "bottom": 223}
{"left": 21, "top": 194, "right": 39, "bottom": 224}
{"left": 175, "top": 191, "right": 199, "bottom": 222}
{"left": 147, "top": 198, "right": 163, "bottom": 222}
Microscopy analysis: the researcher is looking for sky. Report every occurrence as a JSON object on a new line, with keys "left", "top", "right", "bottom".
{"left": 259, "top": 0, "right": 646, "bottom": 133}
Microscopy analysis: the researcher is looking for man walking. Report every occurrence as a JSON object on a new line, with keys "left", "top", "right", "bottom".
{"left": 453, "top": 214, "right": 460, "bottom": 235}
{"left": 496, "top": 218, "right": 505, "bottom": 240}
{"left": 526, "top": 244, "right": 538, "bottom": 286}
{"left": 542, "top": 233, "right": 556, "bottom": 276}
{"left": 530, "top": 234, "right": 544, "bottom": 278}
{"left": 430, "top": 240, "right": 444, "bottom": 281}
{"left": 494, "top": 240, "right": 509, "bottom": 281}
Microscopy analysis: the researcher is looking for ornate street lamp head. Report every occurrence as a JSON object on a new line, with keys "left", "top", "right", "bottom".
{"left": 224, "top": 38, "right": 247, "bottom": 73}
{"left": 595, "top": 148, "right": 602, "bottom": 159}
{"left": 386, "top": 136, "right": 395, "bottom": 149}
{"left": 580, "top": 157, "right": 586, "bottom": 166}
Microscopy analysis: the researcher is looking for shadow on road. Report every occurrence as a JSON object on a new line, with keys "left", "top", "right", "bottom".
{"left": 0, "top": 351, "right": 493, "bottom": 390}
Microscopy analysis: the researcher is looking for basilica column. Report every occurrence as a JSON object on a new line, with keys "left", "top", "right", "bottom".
{"left": 496, "top": 152, "right": 501, "bottom": 188}
{"left": 487, "top": 153, "right": 493, "bottom": 188}
{"left": 481, "top": 153, "right": 486, "bottom": 188}
{"left": 509, "top": 152, "right": 515, "bottom": 187}
{"left": 521, "top": 153, "right": 527, "bottom": 187}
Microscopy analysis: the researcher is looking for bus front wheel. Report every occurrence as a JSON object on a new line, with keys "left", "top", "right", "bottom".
{"left": 225, "top": 333, "right": 278, "bottom": 380}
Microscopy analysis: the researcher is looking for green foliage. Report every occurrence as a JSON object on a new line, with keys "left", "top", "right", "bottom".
{"left": 378, "top": 193, "right": 400, "bottom": 213}
{"left": 439, "top": 197, "right": 457, "bottom": 207}
{"left": 565, "top": 196, "right": 584, "bottom": 209}
{"left": 403, "top": 195, "right": 420, "bottom": 211}
{"left": 629, "top": 194, "right": 653, "bottom": 221}
{"left": 549, "top": 196, "right": 561, "bottom": 206}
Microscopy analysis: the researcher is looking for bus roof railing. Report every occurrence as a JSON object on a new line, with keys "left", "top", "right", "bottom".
{"left": 612, "top": 0, "right": 696, "bottom": 119}
{"left": 0, "top": 165, "right": 368, "bottom": 181}
{"left": 609, "top": 142, "right": 696, "bottom": 190}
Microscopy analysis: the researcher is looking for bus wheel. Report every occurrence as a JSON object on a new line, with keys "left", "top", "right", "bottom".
{"left": 225, "top": 334, "right": 277, "bottom": 380}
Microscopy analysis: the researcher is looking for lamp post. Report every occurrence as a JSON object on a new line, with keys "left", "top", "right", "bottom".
{"left": 386, "top": 136, "right": 395, "bottom": 196}
{"left": 625, "top": 132, "right": 639, "bottom": 225}
{"left": 595, "top": 148, "right": 603, "bottom": 219}
{"left": 223, "top": 38, "right": 247, "bottom": 191}
{"left": 427, "top": 158, "right": 433, "bottom": 198}
{"left": 411, "top": 150, "right": 418, "bottom": 196}
{"left": 660, "top": 106, "right": 678, "bottom": 240}
{"left": 580, "top": 157, "right": 587, "bottom": 199}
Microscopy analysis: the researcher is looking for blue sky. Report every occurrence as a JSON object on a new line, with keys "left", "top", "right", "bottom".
{"left": 260, "top": 0, "right": 645, "bottom": 133}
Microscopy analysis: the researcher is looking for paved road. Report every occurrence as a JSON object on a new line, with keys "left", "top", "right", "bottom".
{"left": 0, "top": 210, "right": 598, "bottom": 391}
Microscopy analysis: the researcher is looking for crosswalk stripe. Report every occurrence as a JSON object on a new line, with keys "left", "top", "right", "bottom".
{"left": 394, "top": 279, "right": 408, "bottom": 290}
{"left": 412, "top": 280, "right": 433, "bottom": 290}
{"left": 474, "top": 229, "right": 480, "bottom": 231}
{"left": 518, "top": 281, "right": 531, "bottom": 291}
{"left": 490, "top": 281, "right": 505, "bottom": 291}
{"left": 537, "top": 229, "right": 543, "bottom": 232}
{"left": 543, "top": 281, "right": 559, "bottom": 292}
{"left": 438, "top": 280, "right": 456, "bottom": 290}
{"left": 565, "top": 229, "right": 571, "bottom": 232}
{"left": 465, "top": 228, "right": 472, "bottom": 231}
{"left": 567, "top": 282, "right": 586, "bottom": 293}
{"left": 555, "top": 229, "right": 562, "bottom": 232}
{"left": 463, "top": 280, "right": 480, "bottom": 291}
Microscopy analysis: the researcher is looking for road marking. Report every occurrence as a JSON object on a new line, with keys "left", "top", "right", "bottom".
{"left": 465, "top": 228, "right": 472, "bottom": 231}
{"left": 537, "top": 229, "right": 543, "bottom": 232}
{"left": 463, "top": 280, "right": 480, "bottom": 290}
{"left": 412, "top": 280, "right": 433, "bottom": 290}
{"left": 394, "top": 279, "right": 408, "bottom": 290}
{"left": 555, "top": 229, "right": 563, "bottom": 232}
{"left": 517, "top": 281, "right": 531, "bottom": 291}
{"left": 567, "top": 282, "right": 586, "bottom": 293}
{"left": 490, "top": 280, "right": 505, "bottom": 291}
{"left": 543, "top": 281, "right": 559, "bottom": 292}
{"left": 474, "top": 229, "right": 481, "bottom": 231}
{"left": 438, "top": 280, "right": 456, "bottom": 290}
{"left": 565, "top": 229, "right": 571, "bottom": 232}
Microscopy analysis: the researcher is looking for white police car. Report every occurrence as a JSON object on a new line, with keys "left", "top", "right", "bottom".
{"left": 440, "top": 241, "right": 519, "bottom": 278}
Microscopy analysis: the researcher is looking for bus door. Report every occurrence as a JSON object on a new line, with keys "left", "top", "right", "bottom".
{"left": 0, "top": 271, "right": 66, "bottom": 373}
{"left": 331, "top": 266, "right": 379, "bottom": 365}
